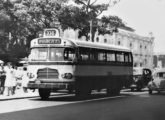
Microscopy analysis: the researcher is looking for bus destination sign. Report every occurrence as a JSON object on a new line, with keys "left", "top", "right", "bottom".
{"left": 38, "top": 38, "right": 61, "bottom": 44}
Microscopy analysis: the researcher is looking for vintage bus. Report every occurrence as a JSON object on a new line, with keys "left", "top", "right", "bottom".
{"left": 27, "top": 28, "right": 133, "bottom": 99}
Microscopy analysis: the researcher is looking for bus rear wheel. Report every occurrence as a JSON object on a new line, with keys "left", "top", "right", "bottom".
{"left": 39, "top": 89, "right": 51, "bottom": 100}
{"left": 107, "top": 88, "right": 120, "bottom": 96}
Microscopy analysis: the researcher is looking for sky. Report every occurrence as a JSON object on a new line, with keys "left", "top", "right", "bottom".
{"left": 98, "top": 0, "right": 165, "bottom": 53}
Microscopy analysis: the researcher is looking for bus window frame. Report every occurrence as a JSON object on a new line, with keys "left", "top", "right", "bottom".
{"left": 63, "top": 47, "right": 77, "bottom": 61}
{"left": 97, "top": 49, "right": 107, "bottom": 62}
{"left": 78, "top": 47, "right": 90, "bottom": 62}
{"left": 116, "top": 51, "right": 125, "bottom": 62}
{"left": 29, "top": 47, "right": 77, "bottom": 62}
{"left": 124, "top": 52, "right": 130, "bottom": 63}
{"left": 76, "top": 46, "right": 133, "bottom": 65}
{"left": 29, "top": 47, "right": 49, "bottom": 61}
{"left": 129, "top": 52, "right": 133, "bottom": 63}
{"left": 107, "top": 50, "right": 116, "bottom": 62}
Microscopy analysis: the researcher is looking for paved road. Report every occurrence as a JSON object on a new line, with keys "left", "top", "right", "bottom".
{"left": 0, "top": 90, "right": 165, "bottom": 120}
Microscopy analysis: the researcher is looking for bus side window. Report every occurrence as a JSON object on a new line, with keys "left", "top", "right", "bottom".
{"left": 124, "top": 53, "right": 129, "bottom": 62}
{"left": 116, "top": 52, "right": 124, "bottom": 62}
{"left": 129, "top": 53, "right": 133, "bottom": 62}
{"left": 98, "top": 50, "right": 107, "bottom": 62}
{"left": 64, "top": 48, "right": 75, "bottom": 61}
{"left": 107, "top": 52, "right": 115, "bottom": 62}
{"left": 79, "top": 47, "right": 90, "bottom": 61}
{"left": 89, "top": 48, "right": 96, "bottom": 61}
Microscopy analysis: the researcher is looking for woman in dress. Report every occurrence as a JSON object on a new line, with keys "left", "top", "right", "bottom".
{"left": 4, "top": 62, "right": 15, "bottom": 96}
{"left": 22, "top": 67, "right": 29, "bottom": 93}
{"left": 0, "top": 62, "right": 6, "bottom": 95}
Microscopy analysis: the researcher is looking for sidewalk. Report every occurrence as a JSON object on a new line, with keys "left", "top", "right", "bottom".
{"left": 0, "top": 88, "right": 39, "bottom": 101}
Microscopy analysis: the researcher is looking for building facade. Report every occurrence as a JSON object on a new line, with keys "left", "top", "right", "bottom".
{"left": 62, "top": 28, "right": 154, "bottom": 69}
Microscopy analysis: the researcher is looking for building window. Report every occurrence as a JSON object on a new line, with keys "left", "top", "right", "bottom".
{"left": 118, "top": 41, "right": 121, "bottom": 45}
{"left": 96, "top": 37, "right": 99, "bottom": 42}
{"left": 134, "top": 63, "right": 137, "bottom": 67}
{"left": 104, "top": 38, "right": 107, "bottom": 43}
{"left": 145, "top": 46, "right": 147, "bottom": 49}
{"left": 145, "top": 59, "right": 147, "bottom": 64}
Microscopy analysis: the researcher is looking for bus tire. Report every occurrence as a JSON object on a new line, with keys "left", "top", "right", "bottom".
{"left": 107, "top": 88, "right": 112, "bottom": 96}
{"left": 131, "top": 87, "right": 135, "bottom": 92}
{"left": 148, "top": 89, "right": 152, "bottom": 94}
{"left": 107, "top": 88, "right": 120, "bottom": 96}
{"left": 39, "top": 89, "right": 51, "bottom": 100}
{"left": 137, "top": 86, "right": 142, "bottom": 91}
{"left": 68, "top": 89, "right": 74, "bottom": 94}
{"left": 75, "top": 87, "right": 91, "bottom": 98}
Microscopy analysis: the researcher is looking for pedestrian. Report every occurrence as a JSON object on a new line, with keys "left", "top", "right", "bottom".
{"left": 4, "top": 62, "right": 15, "bottom": 96}
{"left": 14, "top": 66, "right": 23, "bottom": 89}
{"left": 12, "top": 65, "right": 19, "bottom": 95}
{"left": 22, "top": 67, "right": 29, "bottom": 93}
{"left": 0, "top": 62, "right": 6, "bottom": 95}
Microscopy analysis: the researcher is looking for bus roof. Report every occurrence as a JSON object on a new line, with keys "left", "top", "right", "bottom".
{"left": 68, "top": 39, "right": 131, "bottom": 52}
{"left": 31, "top": 38, "right": 131, "bottom": 52}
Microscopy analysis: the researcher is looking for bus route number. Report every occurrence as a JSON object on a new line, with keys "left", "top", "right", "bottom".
{"left": 44, "top": 29, "right": 56, "bottom": 37}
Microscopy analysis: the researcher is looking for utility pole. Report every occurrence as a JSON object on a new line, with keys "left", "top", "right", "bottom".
{"left": 89, "top": 20, "right": 92, "bottom": 42}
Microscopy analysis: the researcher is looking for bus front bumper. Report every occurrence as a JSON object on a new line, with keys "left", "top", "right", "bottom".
{"left": 27, "top": 81, "right": 74, "bottom": 90}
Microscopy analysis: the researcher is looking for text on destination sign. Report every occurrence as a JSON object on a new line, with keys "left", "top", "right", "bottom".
{"left": 38, "top": 38, "right": 61, "bottom": 44}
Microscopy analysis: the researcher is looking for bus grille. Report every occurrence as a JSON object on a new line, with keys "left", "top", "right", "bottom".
{"left": 37, "top": 68, "right": 59, "bottom": 79}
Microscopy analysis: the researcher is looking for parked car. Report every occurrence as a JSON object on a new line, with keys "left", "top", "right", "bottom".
{"left": 148, "top": 68, "right": 165, "bottom": 94}
{"left": 130, "top": 67, "right": 152, "bottom": 91}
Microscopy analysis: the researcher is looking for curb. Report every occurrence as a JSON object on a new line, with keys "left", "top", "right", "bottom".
{"left": 0, "top": 93, "right": 68, "bottom": 101}
{"left": 0, "top": 95, "right": 39, "bottom": 101}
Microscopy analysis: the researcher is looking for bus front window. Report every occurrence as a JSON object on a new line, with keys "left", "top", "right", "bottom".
{"left": 29, "top": 48, "right": 48, "bottom": 61}
{"left": 29, "top": 47, "right": 76, "bottom": 62}
{"left": 49, "top": 48, "right": 64, "bottom": 61}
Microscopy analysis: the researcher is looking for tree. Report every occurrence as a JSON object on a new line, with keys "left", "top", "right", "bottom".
{"left": 98, "top": 15, "right": 126, "bottom": 35}
{"left": 67, "top": 0, "right": 122, "bottom": 42}
{"left": 0, "top": 0, "right": 68, "bottom": 62}
{"left": 0, "top": 11, "right": 10, "bottom": 52}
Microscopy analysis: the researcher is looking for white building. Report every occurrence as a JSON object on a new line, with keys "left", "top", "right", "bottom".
{"left": 62, "top": 28, "right": 154, "bottom": 69}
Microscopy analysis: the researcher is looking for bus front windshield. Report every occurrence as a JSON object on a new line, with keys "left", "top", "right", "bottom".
{"left": 29, "top": 48, "right": 76, "bottom": 61}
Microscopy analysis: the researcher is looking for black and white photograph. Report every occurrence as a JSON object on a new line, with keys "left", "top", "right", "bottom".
{"left": 0, "top": 0, "right": 165, "bottom": 120}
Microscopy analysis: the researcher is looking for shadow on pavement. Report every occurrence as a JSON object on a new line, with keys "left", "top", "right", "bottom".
{"left": 122, "top": 88, "right": 148, "bottom": 92}
{"left": 31, "top": 92, "right": 128, "bottom": 102}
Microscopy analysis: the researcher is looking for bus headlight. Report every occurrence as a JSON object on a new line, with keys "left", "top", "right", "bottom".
{"left": 61, "top": 73, "right": 73, "bottom": 79}
{"left": 28, "top": 72, "right": 35, "bottom": 81}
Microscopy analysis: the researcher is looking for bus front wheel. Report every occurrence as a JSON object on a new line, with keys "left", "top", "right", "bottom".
{"left": 39, "top": 89, "right": 51, "bottom": 100}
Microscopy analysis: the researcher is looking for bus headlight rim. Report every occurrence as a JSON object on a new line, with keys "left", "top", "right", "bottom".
{"left": 61, "top": 73, "right": 73, "bottom": 79}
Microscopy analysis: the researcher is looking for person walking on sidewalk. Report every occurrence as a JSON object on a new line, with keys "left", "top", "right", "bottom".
{"left": 14, "top": 66, "right": 23, "bottom": 90}
{"left": 0, "top": 62, "right": 6, "bottom": 95}
{"left": 22, "top": 67, "right": 29, "bottom": 93}
{"left": 12, "top": 65, "right": 19, "bottom": 95}
{"left": 4, "top": 62, "right": 15, "bottom": 96}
